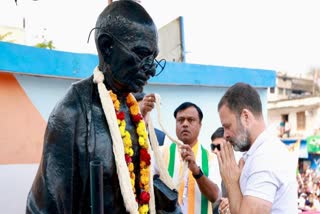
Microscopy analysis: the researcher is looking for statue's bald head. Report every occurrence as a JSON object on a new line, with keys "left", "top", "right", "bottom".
{"left": 95, "top": 0, "right": 157, "bottom": 45}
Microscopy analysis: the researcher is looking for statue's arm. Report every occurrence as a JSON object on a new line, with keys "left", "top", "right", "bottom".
{"left": 26, "top": 86, "right": 89, "bottom": 214}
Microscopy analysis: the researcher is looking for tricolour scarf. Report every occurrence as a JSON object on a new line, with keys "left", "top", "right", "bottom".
{"left": 164, "top": 142, "right": 212, "bottom": 214}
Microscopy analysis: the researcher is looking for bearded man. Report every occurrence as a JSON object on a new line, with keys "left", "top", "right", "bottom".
{"left": 215, "top": 82, "right": 298, "bottom": 214}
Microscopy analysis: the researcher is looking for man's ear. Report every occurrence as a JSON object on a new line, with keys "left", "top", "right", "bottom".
{"left": 240, "top": 109, "right": 250, "bottom": 126}
{"left": 97, "top": 33, "right": 113, "bottom": 59}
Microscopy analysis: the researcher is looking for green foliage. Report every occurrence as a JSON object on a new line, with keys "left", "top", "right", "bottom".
{"left": 34, "top": 40, "right": 55, "bottom": 50}
{"left": 0, "top": 31, "right": 55, "bottom": 50}
{"left": 0, "top": 32, "right": 15, "bottom": 43}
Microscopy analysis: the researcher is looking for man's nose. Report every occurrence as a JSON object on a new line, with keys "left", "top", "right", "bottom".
{"left": 182, "top": 120, "right": 189, "bottom": 127}
{"left": 224, "top": 132, "right": 230, "bottom": 140}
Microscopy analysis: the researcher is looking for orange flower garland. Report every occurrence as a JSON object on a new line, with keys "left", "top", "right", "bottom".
{"left": 110, "top": 91, "right": 151, "bottom": 214}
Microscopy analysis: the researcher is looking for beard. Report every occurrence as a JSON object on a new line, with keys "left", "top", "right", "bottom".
{"left": 230, "top": 120, "right": 251, "bottom": 152}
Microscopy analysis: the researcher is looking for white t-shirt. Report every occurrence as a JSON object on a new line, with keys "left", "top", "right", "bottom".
{"left": 240, "top": 129, "right": 298, "bottom": 214}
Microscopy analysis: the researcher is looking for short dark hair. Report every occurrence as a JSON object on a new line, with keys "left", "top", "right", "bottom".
{"left": 211, "top": 127, "right": 224, "bottom": 141}
{"left": 174, "top": 102, "right": 203, "bottom": 122}
{"left": 218, "top": 82, "right": 262, "bottom": 117}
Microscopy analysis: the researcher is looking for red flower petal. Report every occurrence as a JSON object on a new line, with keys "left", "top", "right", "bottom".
{"left": 116, "top": 111, "right": 125, "bottom": 120}
{"left": 140, "top": 148, "right": 151, "bottom": 166}
{"left": 125, "top": 154, "right": 132, "bottom": 163}
{"left": 132, "top": 113, "right": 143, "bottom": 123}
{"left": 140, "top": 191, "right": 150, "bottom": 204}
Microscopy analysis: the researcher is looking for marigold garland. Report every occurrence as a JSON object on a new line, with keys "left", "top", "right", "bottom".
{"left": 110, "top": 91, "right": 151, "bottom": 214}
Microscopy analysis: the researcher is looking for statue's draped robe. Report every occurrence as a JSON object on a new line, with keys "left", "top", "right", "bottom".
{"left": 26, "top": 76, "right": 140, "bottom": 214}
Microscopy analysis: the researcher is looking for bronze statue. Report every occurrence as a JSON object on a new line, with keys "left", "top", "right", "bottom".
{"left": 26, "top": 1, "right": 162, "bottom": 213}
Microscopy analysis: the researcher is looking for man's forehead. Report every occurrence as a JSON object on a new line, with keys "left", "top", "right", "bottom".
{"left": 176, "top": 107, "right": 199, "bottom": 117}
{"left": 219, "top": 105, "right": 236, "bottom": 124}
{"left": 177, "top": 115, "right": 196, "bottom": 119}
{"left": 219, "top": 104, "right": 233, "bottom": 115}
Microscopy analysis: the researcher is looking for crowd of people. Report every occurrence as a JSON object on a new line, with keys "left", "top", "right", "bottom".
{"left": 297, "top": 166, "right": 320, "bottom": 212}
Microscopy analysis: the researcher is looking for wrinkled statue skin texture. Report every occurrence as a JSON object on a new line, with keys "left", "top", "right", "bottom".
{"left": 26, "top": 1, "right": 158, "bottom": 213}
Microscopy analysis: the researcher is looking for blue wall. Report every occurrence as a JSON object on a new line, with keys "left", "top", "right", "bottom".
{"left": 0, "top": 41, "right": 275, "bottom": 87}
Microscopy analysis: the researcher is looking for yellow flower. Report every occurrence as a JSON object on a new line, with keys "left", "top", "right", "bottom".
{"left": 123, "top": 133, "right": 132, "bottom": 147}
{"left": 124, "top": 147, "right": 131, "bottom": 155}
{"left": 110, "top": 91, "right": 120, "bottom": 111}
{"left": 119, "top": 126, "right": 126, "bottom": 136}
{"left": 130, "top": 172, "right": 135, "bottom": 180}
{"left": 140, "top": 174, "right": 149, "bottom": 185}
{"left": 110, "top": 91, "right": 117, "bottom": 101}
{"left": 144, "top": 184, "right": 149, "bottom": 192}
{"left": 128, "top": 148, "right": 134, "bottom": 156}
{"left": 126, "top": 93, "right": 136, "bottom": 106}
{"left": 114, "top": 100, "right": 120, "bottom": 111}
{"left": 128, "top": 162, "right": 134, "bottom": 172}
{"left": 141, "top": 167, "right": 149, "bottom": 176}
{"left": 125, "top": 131, "right": 130, "bottom": 138}
{"left": 130, "top": 105, "right": 139, "bottom": 115}
{"left": 137, "top": 126, "right": 146, "bottom": 137}
{"left": 139, "top": 136, "right": 145, "bottom": 146}
{"left": 130, "top": 178, "right": 135, "bottom": 187}
{"left": 123, "top": 139, "right": 131, "bottom": 148}
{"left": 137, "top": 121, "right": 146, "bottom": 130}
{"left": 139, "top": 204, "right": 149, "bottom": 214}
{"left": 140, "top": 161, "right": 146, "bottom": 168}
{"left": 120, "top": 120, "right": 126, "bottom": 127}
{"left": 142, "top": 131, "right": 148, "bottom": 139}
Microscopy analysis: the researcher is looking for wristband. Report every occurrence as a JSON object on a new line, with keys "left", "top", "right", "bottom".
{"left": 192, "top": 166, "right": 203, "bottom": 179}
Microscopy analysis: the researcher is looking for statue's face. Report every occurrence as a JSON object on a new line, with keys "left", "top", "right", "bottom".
{"left": 102, "top": 22, "right": 158, "bottom": 94}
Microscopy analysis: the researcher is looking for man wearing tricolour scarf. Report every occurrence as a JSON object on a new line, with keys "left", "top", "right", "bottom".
{"left": 161, "top": 102, "right": 221, "bottom": 214}
{"left": 26, "top": 1, "right": 177, "bottom": 213}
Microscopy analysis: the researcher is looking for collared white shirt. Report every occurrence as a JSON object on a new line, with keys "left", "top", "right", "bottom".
{"left": 240, "top": 129, "right": 298, "bottom": 214}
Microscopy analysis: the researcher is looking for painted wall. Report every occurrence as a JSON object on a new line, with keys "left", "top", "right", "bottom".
{"left": 0, "top": 72, "right": 46, "bottom": 164}
{"left": 0, "top": 41, "right": 275, "bottom": 213}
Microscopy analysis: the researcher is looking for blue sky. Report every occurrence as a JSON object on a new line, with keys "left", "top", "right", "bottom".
{"left": 1, "top": 0, "right": 319, "bottom": 75}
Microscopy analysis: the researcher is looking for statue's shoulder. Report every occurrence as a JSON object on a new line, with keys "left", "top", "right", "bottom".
{"left": 72, "top": 76, "right": 93, "bottom": 90}
{"left": 53, "top": 76, "right": 94, "bottom": 113}
{"left": 70, "top": 76, "right": 94, "bottom": 102}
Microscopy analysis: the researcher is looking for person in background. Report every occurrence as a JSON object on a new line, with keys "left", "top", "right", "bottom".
{"left": 279, "top": 117, "right": 285, "bottom": 138}
{"left": 284, "top": 119, "right": 291, "bottom": 138}
{"left": 133, "top": 92, "right": 170, "bottom": 146}
{"left": 216, "top": 82, "right": 298, "bottom": 213}
{"left": 279, "top": 115, "right": 291, "bottom": 138}
{"left": 210, "top": 127, "right": 229, "bottom": 214}
{"left": 162, "top": 102, "right": 221, "bottom": 213}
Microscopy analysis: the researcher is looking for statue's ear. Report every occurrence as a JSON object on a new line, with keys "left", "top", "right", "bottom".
{"left": 97, "top": 33, "right": 113, "bottom": 59}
